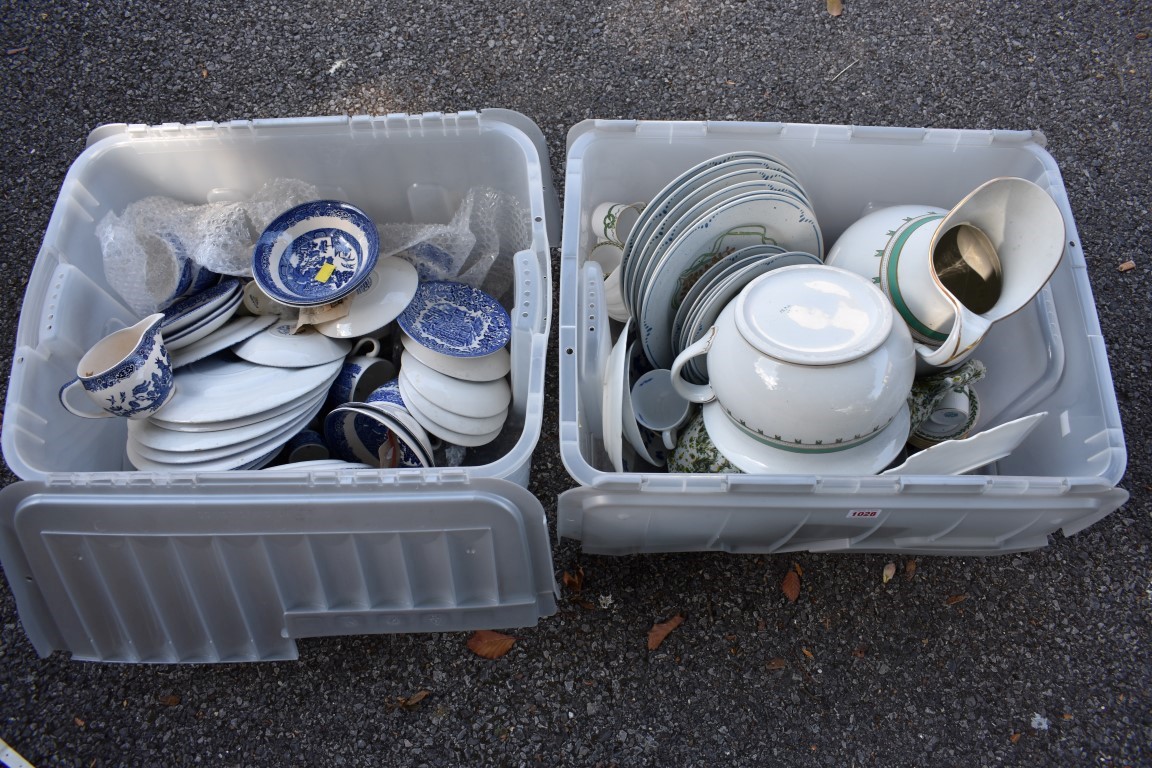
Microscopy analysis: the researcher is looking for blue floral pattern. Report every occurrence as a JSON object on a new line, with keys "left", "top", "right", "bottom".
{"left": 397, "top": 280, "right": 511, "bottom": 358}
{"left": 81, "top": 323, "right": 174, "bottom": 417}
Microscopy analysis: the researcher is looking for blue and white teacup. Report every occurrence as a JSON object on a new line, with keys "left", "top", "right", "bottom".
{"left": 58, "top": 313, "right": 176, "bottom": 419}
{"left": 329, "top": 338, "right": 397, "bottom": 405}
{"left": 284, "top": 428, "right": 329, "bottom": 463}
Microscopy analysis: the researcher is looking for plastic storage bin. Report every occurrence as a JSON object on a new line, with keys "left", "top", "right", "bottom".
{"left": 557, "top": 119, "right": 1128, "bottom": 555}
{"left": 0, "top": 110, "right": 560, "bottom": 662}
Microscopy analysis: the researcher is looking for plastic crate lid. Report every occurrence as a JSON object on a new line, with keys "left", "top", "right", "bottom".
{"left": 0, "top": 476, "right": 557, "bottom": 663}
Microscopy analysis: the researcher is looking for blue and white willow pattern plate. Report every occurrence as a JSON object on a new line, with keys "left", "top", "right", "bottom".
{"left": 252, "top": 200, "right": 379, "bottom": 307}
{"left": 397, "top": 280, "right": 511, "bottom": 358}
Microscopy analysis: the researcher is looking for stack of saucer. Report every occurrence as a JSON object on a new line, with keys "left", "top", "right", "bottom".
{"left": 395, "top": 281, "right": 513, "bottom": 446}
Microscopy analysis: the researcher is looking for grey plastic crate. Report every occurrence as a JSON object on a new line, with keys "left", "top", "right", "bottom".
{"left": 557, "top": 119, "right": 1127, "bottom": 555}
{"left": 1, "top": 110, "right": 560, "bottom": 662}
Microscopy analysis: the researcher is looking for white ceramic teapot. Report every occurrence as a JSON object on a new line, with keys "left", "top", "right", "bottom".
{"left": 825, "top": 177, "right": 1065, "bottom": 370}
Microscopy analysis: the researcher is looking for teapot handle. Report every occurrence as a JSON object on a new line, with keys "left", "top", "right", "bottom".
{"left": 670, "top": 327, "right": 718, "bottom": 404}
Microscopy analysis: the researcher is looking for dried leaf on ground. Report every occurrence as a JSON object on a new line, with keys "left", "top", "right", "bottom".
{"left": 157, "top": 694, "right": 181, "bottom": 706}
{"left": 562, "top": 566, "right": 584, "bottom": 593}
{"left": 74, "top": 717, "right": 85, "bottom": 727}
{"left": 827, "top": 0, "right": 844, "bottom": 16}
{"left": 793, "top": 562, "right": 804, "bottom": 577}
{"left": 647, "top": 614, "right": 685, "bottom": 651}
{"left": 852, "top": 645, "right": 867, "bottom": 658}
{"left": 905, "top": 559, "right": 918, "bottom": 580}
{"left": 945, "top": 594, "right": 968, "bottom": 606}
{"left": 571, "top": 597, "right": 597, "bottom": 610}
{"left": 802, "top": 648, "right": 815, "bottom": 659}
{"left": 766, "top": 657, "right": 787, "bottom": 671}
{"left": 781, "top": 570, "right": 801, "bottom": 603}
{"left": 1010, "top": 732, "right": 1022, "bottom": 744}
{"left": 1118, "top": 260, "right": 1136, "bottom": 272}
{"left": 400, "top": 690, "right": 430, "bottom": 709}
{"left": 467, "top": 630, "right": 516, "bottom": 659}
{"left": 882, "top": 562, "right": 897, "bottom": 583}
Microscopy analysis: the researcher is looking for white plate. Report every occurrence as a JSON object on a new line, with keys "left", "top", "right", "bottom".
{"left": 164, "top": 291, "right": 243, "bottom": 350}
{"left": 620, "top": 152, "right": 802, "bottom": 310}
{"left": 398, "top": 369, "right": 508, "bottom": 436}
{"left": 170, "top": 314, "right": 278, "bottom": 369}
{"left": 630, "top": 174, "right": 809, "bottom": 315}
{"left": 400, "top": 394, "right": 503, "bottom": 448}
{"left": 148, "top": 385, "right": 324, "bottom": 434}
{"left": 669, "top": 244, "right": 785, "bottom": 354}
{"left": 680, "top": 252, "right": 822, "bottom": 382}
{"left": 128, "top": 392, "right": 324, "bottom": 465}
{"left": 398, "top": 351, "right": 511, "bottom": 418}
{"left": 161, "top": 278, "right": 242, "bottom": 335}
{"left": 313, "top": 256, "right": 419, "bottom": 339}
{"left": 399, "top": 331, "right": 510, "bottom": 382}
{"left": 600, "top": 321, "right": 630, "bottom": 472}
{"left": 263, "top": 459, "right": 374, "bottom": 471}
{"left": 641, "top": 195, "right": 823, "bottom": 368}
{"left": 232, "top": 320, "right": 353, "bottom": 367}
{"left": 704, "top": 400, "right": 911, "bottom": 475}
{"left": 882, "top": 412, "right": 1047, "bottom": 476}
{"left": 158, "top": 355, "right": 341, "bottom": 425}
{"left": 129, "top": 388, "right": 326, "bottom": 452}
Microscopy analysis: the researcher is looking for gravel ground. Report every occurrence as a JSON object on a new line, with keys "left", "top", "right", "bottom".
{"left": 2, "top": 1, "right": 1150, "bottom": 765}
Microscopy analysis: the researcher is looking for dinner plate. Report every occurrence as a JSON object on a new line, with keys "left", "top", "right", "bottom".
{"left": 398, "top": 369, "right": 508, "bottom": 436}
{"left": 161, "top": 278, "right": 242, "bottom": 335}
{"left": 400, "top": 394, "right": 503, "bottom": 448}
{"left": 313, "top": 256, "right": 419, "bottom": 339}
{"left": 704, "top": 399, "right": 911, "bottom": 475}
{"left": 669, "top": 244, "right": 785, "bottom": 354}
{"left": 158, "top": 355, "right": 341, "bottom": 425}
{"left": 129, "top": 388, "right": 326, "bottom": 452}
{"left": 680, "top": 252, "right": 822, "bottom": 382}
{"left": 640, "top": 193, "right": 823, "bottom": 367}
{"left": 252, "top": 200, "right": 379, "bottom": 307}
{"left": 231, "top": 320, "right": 353, "bottom": 367}
{"left": 128, "top": 391, "right": 323, "bottom": 465}
{"left": 148, "top": 385, "right": 325, "bottom": 434}
{"left": 399, "top": 331, "right": 511, "bottom": 382}
{"left": 163, "top": 290, "right": 244, "bottom": 350}
{"left": 620, "top": 151, "right": 799, "bottom": 308}
{"left": 629, "top": 166, "right": 811, "bottom": 314}
{"left": 882, "top": 412, "right": 1047, "bottom": 476}
{"left": 263, "top": 459, "right": 375, "bottom": 471}
{"left": 396, "top": 280, "right": 511, "bottom": 358}
{"left": 600, "top": 320, "right": 630, "bottom": 472}
{"left": 170, "top": 314, "right": 278, "bottom": 369}
{"left": 398, "top": 352, "right": 511, "bottom": 418}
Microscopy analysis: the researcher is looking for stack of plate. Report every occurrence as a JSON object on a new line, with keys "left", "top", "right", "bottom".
{"left": 394, "top": 281, "right": 513, "bottom": 447}
{"left": 160, "top": 278, "right": 243, "bottom": 351}
{"left": 125, "top": 355, "right": 342, "bottom": 471}
{"left": 617, "top": 151, "right": 824, "bottom": 369}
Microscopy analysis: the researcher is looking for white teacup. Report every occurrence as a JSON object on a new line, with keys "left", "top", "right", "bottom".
{"left": 630, "top": 368, "right": 692, "bottom": 451}
{"left": 670, "top": 265, "right": 915, "bottom": 456}
{"left": 590, "top": 201, "right": 644, "bottom": 246}
{"left": 329, "top": 338, "right": 398, "bottom": 405}
{"left": 58, "top": 313, "right": 176, "bottom": 419}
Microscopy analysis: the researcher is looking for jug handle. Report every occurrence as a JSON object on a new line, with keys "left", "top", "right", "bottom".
{"left": 916, "top": 313, "right": 993, "bottom": 369}
{"left": 58, "top": 378, "right": 116, "bottom": 419}
{"left": 670, "top": 327, "right": 718, "bottom": 403}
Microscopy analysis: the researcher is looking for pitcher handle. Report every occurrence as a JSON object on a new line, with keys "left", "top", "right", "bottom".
{"left": 58, "top": 378, "right": 115, "bottom": 419}
{"left": 916, "top": 313, "right": 994, "bottom": 369}
{"left": 670, "top": 327, "right": 719, "bottom": 403}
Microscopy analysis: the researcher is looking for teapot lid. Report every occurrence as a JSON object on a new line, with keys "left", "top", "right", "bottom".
{"left": 734, "top": 264, "right": 893, "bottom": 365}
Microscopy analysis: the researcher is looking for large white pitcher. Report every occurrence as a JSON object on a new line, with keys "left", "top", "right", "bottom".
{"left": 825, "top": 177, "right": 1065, "bottom": 370}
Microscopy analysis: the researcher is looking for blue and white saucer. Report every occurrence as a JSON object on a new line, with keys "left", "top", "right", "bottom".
{"left": 161, "top": 277, "right": 242, "bottom": 335}
{"left": 252, "top": 200, "right": 379, "bottom": 307}
{"left": 396, "top": 280, "right": 511, "bottom": 358}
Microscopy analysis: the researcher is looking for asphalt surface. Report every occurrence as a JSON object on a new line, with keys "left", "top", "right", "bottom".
{"left": 2, "top": 1, "right": 1150, "bottom": 765}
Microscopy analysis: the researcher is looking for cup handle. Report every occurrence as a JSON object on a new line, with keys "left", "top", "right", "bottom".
{"left": 352, "top": 337, "right": 381, "bottom": 358}
{"left": 670, "top": 327, "right": 718, "bottom": 403}
{"left": 58, "top": 378, "right": 115, "bottom": 419}
{"left": 661, "top": 428, "right": 677, "bottom": 451}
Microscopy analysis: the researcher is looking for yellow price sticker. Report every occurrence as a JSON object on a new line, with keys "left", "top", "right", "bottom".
{"left": 315, "top": 263, "right": 336, "bottom": 283}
